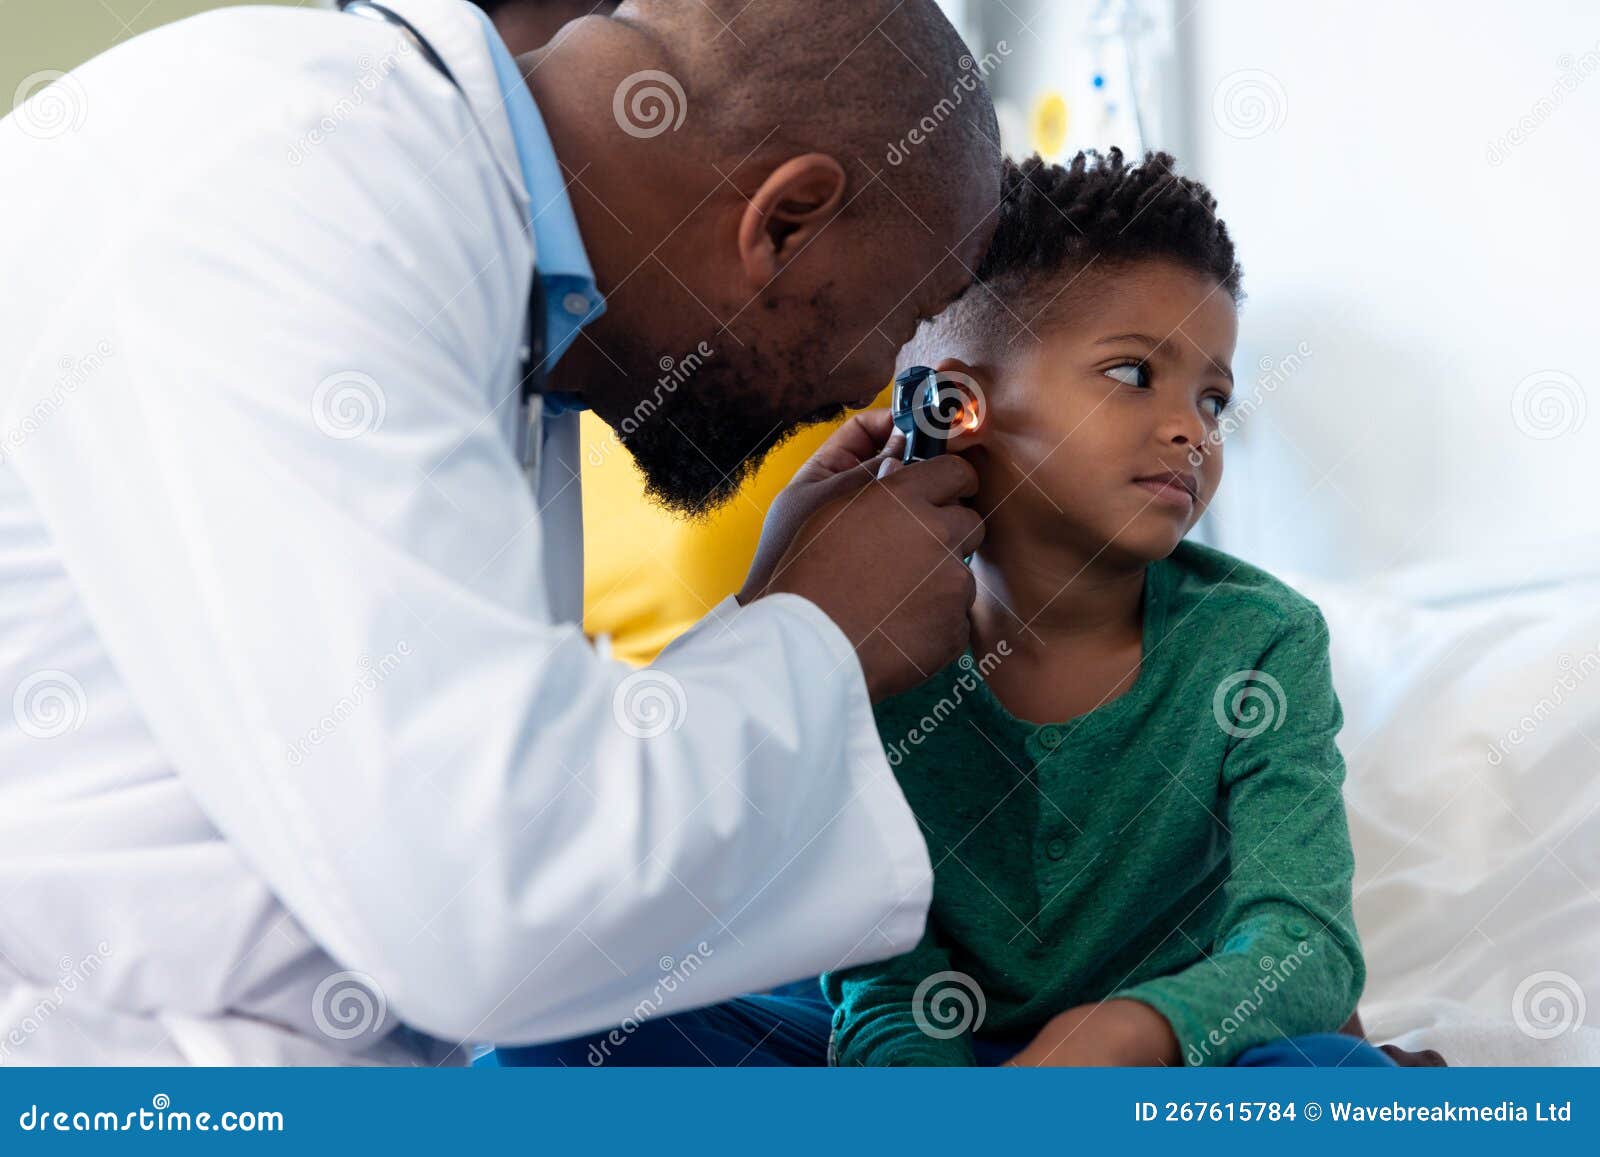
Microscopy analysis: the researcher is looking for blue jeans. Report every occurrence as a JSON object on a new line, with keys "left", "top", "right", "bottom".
{"left": 488, "top": 984, "right": 1397, "bottom": 1068}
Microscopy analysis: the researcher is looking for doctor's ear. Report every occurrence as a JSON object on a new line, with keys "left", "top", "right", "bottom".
{"left": 737, "top": 154, "right": 847, "bottom": 286}
{"left": 931, "top": 358, "right": 989, "bottom": 452}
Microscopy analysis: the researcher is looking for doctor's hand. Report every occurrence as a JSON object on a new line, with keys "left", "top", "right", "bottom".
{"left": 738, "top": 409, "right": 985, "bottom": 703}
{"left": 738, "top": 409, "right": 905, "bottom": 604}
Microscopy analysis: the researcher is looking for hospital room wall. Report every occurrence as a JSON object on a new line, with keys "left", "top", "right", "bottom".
{"left": 1178, "top": 0, "right": 1600, "bottom": 582}
{"left": 960, "top": 0, "right": 1600, "bottom": 583}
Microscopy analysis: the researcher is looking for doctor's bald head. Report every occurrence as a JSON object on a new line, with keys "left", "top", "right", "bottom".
{"left": 532, "top": 0, "right": 1002, "bottom": 515}
{"left": 625, "top": 0, "right": 998, "bottom": 202}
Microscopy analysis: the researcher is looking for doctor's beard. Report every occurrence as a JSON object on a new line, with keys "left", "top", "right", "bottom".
{"left": 602, "top": 338, "right": 851, "bottom": 521}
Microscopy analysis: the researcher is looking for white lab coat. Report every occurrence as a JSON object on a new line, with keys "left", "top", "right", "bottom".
{"left": 0, "top": 0, "right": 930, "bottom": 1065}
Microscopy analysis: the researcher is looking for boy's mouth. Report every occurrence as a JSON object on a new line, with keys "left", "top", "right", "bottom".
{"left": 1132, "top": 468, "right": 1199, "bottom": 509}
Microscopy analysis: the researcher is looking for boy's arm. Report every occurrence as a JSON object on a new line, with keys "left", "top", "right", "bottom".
{"left": 1108, "top": 608, "right": 1366, "bottom": 1066}
{"left": 823, "top": 924, "right": 979, "bottom": 1066}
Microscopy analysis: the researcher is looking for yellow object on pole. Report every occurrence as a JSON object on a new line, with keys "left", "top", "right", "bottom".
{"left": 1030, "top": 90, "right": 1070, "bottom": 158}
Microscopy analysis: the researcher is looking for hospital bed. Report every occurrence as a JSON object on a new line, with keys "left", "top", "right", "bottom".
{"left": 1283, "top": 542, "right": 1600, "bottom": 1064}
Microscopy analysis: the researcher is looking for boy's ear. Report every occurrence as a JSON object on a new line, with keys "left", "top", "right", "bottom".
{"left": 932, "top": 358, "right": 988, "bottom": 452}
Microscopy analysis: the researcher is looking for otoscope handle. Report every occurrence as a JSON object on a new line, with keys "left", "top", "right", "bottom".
{"left": 891, "top": 364, "right": 957, "bottom": 464}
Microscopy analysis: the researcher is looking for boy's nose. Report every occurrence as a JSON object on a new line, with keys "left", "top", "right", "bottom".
{"left": 1158, "top": 406, "right": 1206, "bottom": 447}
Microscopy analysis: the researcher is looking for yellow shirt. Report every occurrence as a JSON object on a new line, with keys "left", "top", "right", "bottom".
{"left": 581, "top": 385, "right": 894, "bottom": 666}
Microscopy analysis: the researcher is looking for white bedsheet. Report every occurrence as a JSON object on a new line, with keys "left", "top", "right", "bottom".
{"left": 1284, "top": 550, "right": 1600, "bottom": 1065}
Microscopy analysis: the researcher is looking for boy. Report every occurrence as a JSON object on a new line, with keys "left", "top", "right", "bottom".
{"left": 497, "top": 150, "right": 1394, "bottom": 1067}
{"left": 828, "top": 150, "right": 1378, "bottom": 1067}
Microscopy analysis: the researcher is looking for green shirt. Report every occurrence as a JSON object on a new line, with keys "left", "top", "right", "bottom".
{"left": 823, "top": 541, "right": 1364, "bottom": 1066}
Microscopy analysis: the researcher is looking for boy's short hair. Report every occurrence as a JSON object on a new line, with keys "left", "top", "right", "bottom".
{"left": 909, "top": 148, "right": 1242, "bottom": 362}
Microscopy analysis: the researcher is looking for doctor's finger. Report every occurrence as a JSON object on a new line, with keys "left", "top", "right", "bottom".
{"left": 807, "top": 408, "right": 896, "bottom": 475}
{"left": 931, "top": 504, "right": 985, "bottom": 557}
{"left": 887, "top": 452, "right": 980, "bottom": 504}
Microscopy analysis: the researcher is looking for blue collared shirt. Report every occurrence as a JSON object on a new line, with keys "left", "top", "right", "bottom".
{"left": 471, "top": 7, "right": 605, "bottom": 414}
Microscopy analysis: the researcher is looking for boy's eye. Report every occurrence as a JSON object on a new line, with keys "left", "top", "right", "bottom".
{"left": 1104, "top": 362, "right": 1150, "bottom": 388}
{"left": 1207, "top": 394, "right": 1232, "bottom": 418}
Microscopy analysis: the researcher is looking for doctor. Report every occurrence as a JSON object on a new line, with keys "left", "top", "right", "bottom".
{"left": 0, "top": 0, "right": 999, "bottom": 1063}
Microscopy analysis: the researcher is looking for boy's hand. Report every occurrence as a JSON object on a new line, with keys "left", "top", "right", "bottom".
{"left": 1340, "top": 1010, "right": 1448, "bottom": 1067}
{"left": 1004, "top": 1000, "right": 1181, "bottom": 1067}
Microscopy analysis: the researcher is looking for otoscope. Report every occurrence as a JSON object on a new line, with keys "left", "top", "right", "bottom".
{"left": 891, "top": 365, "right": 966, "bottom": 464}
{"left": 891, "top": 365, "right": 981, "bottom": 568}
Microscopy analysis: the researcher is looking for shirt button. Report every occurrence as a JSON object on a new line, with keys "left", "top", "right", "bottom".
{"left": 1046, "top": 838, "right": 1068, "bottom": 860}
{"left": 1038, "top": 725, "right": 1063, "bottom": 748}
{"left": 562, "top": 291, "right": 591, "bottom": 317}
{"left": 1286, "top": 919, "right": 1310, "bottom": 939}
